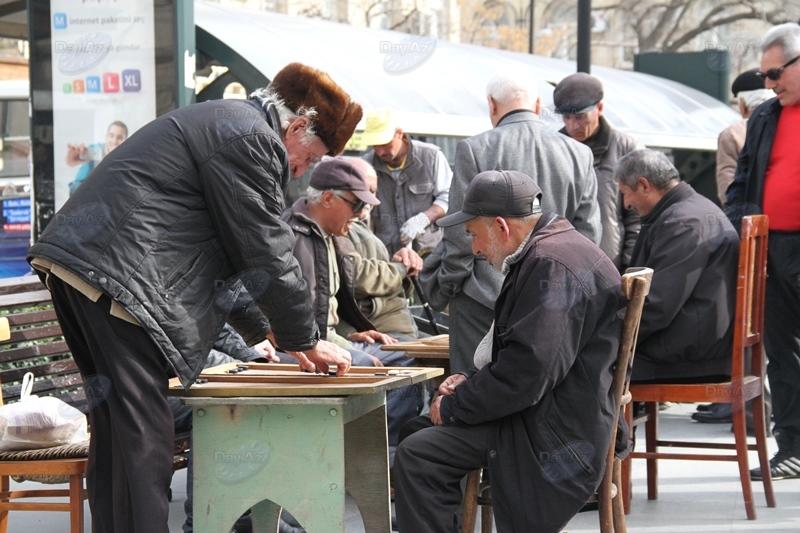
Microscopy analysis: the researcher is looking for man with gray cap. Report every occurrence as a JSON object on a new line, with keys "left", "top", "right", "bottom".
{"left": 432, "top": 73, "right": 601, "bottom": 374}
{"left": 555, "top": 72, "right": 641, "bottom": 270}
{"left": 395, "top": 170, "right": 622, "bottom": 533}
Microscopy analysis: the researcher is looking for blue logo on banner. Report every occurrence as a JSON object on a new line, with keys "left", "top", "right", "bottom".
{"left": 86, "top": 76, "right": 101, "bottom": 93}
{"left": 122, "top": 69, "right": 141, "bottom": 92}
{"left": 53, "top": 13, "right": 68, "bottom": 30}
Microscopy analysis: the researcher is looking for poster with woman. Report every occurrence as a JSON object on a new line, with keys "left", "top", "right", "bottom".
{"left": 50, "top": 0, "right": 157, "bottom": 210}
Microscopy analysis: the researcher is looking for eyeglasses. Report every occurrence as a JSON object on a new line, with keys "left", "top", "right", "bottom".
{"left": 756, "top": 55, "right": 800, "bottom": 81}
{"left": 333, "top": 191, "right": 366, "bottom": 214}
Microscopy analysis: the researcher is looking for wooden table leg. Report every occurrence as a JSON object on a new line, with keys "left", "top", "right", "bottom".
{"left": 345, "top": 404, "right": 391, "bottom": 533}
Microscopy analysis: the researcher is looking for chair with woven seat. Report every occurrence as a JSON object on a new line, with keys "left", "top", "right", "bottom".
{"left": 461, "top": 267, "right": 653, "bottom": 533}
{"left": 622, "top": 214, "right": 776, "bottom": 520}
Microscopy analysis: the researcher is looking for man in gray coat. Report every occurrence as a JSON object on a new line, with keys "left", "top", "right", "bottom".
{"left": 555, "top": 72, "right": 641, "bottom": 269}
{"left": 433, "top": 73, "right": 601, "bottom": 372}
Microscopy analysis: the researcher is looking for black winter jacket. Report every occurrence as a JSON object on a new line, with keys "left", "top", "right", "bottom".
{"left": 29, "top": 98, "right": 319, "bottom": 387}
{"left": 440, "top": 216, "right": 623, "bottom": 532}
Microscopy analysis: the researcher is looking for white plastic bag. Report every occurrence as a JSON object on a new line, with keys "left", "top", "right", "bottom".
{"left": 0, "top": 372, "right": 89, "bottom": 451}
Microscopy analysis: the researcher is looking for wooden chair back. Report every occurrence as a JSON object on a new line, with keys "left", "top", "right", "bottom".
{"left": 0, "top": 276, "right": 86, "bottom": 411}
{"left": 731, "top": 215, "right": 769, "bottom": 384}
{"left": 598, "top": 267, "right": 653, "bottom": 533}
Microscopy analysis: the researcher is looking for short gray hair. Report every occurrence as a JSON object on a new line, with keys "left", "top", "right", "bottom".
{"left": 306, "top": 186, "right": 325, "bottom": 203}
{"left": 250, "top": 87, "right": 318, "bottom": 142}
{"left": 739, "top": 88, "right": 774, "bottom": 111}
{"left": 616, "top": 149, "right": 680, "bottom": 190}
{"left": 486, "top": 73, "right": 537, "bottom": 105}
{"left": 761, "top": 23, "right": 800, "bottom": 62}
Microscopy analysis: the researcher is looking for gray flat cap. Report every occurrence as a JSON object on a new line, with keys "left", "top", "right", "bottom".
{"left": 553, "top": 73, "right": 603, "bottom": 115}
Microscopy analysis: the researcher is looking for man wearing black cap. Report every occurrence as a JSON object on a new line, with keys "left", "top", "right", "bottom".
{"left": 554, "top": 72, "right": 641, "bottom": 270}
{"left": 716, "top": 69, "right": 773, "bottom": 205}
{"left": 395, "top": 170, "right": 623, "bottom": 533}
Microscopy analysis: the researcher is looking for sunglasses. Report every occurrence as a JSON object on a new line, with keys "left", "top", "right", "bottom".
{"left": 334, "top": 192, "right": 366, "bottom": 214}
{"left": 756, "top": 55, "right": 800, "bottom": 81}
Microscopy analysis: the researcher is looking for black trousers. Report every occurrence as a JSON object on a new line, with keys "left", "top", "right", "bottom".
{"left": 394, "top": 421, "right": 491, "bottom": 533}
{"left": 50, "top": 277, "right": 174, "bottom": 533}
{"left": 765, "top": 232, "right": 800, "bottom": 448}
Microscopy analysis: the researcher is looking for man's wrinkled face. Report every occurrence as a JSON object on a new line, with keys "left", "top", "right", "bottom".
{"left": 284, "top": 117, "right": 328, "bottom": 177}
{"left": 105, "top": 125, "right": 127, "bottom": 153}
{"left": 465, "top": 218, "right": 506, "bottom": 271}
{"left": 618, "top": 180, "right": 651, "bottom": 216}
{"left": 323, "top": 191, "right": 363, "bottom": 236}
{"left": 372, "top": 130, "right": 405, "bottom": 166}
{"left": 761, "top": 45, "right": 800, "bottom": 107}
{"left": 562, "top": 103, "right": 602, "bottom": 142}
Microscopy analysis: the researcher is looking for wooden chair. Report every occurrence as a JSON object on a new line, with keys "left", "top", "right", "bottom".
{"left": 461, "top": 267, "right": 654, "bottom": 533}
{"left": 622, "top": 215, "right": 776, "bottom": 520}
{"left": 0, "top": 280, "right": 88, "bottom": 533}
{"left": 0, "top": 275, "right": 193, "bottom": 531}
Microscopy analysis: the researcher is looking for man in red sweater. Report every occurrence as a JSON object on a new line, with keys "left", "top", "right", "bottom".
{"left": 726, "top": 22, "right": 800, "bottom": 480}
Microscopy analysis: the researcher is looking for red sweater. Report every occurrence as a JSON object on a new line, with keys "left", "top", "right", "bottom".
{"left": 763, "top": 104, "right": 800, "bottom": 231}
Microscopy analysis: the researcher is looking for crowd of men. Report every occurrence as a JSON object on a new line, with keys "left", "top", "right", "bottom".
{"left": 24, "top": 20, "right": 800, "bottom": 533}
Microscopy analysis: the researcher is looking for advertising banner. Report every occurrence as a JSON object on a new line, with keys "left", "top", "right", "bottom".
{"left": 50, "top": 1, "right": 156, "bottom": 210}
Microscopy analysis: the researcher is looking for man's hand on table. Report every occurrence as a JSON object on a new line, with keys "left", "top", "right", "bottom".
{"left": 252, "top": 338, "right": 279, "bottom": 362}
{"left": 348, "top": 330, "right": 397, "bottom": 345}
{"left": 289, "top": 340, "right": 352, "bottom": 376}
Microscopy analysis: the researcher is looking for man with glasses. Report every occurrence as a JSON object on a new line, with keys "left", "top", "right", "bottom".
{"left": 282, "top": 157, "right": 422, "bottom": 453}
{"left": 554, "top": 72, "right": 641, "bottom": 270}
{"left": 726, "top": 22, "right": 800, "bottom": 480}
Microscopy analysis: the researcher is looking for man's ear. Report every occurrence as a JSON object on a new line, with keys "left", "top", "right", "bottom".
{"left": 495, "top": 216, "right": 511, "bottom": 237}
{"left": 597, "top": 100, "right": 604, "bottom": 115}
{"left": 487, "top": 96, "right": 497, "bottom": 116}
{"left": 287, "top": 116, "right": 309, "bottom": 138}
{"left": 636, "top": 176, "right": 651, "bottom": 193}
{"left": 321, "top": 190, "right": 336, "bottom": 207}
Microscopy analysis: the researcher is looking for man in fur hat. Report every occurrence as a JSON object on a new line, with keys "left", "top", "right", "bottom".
{"left": 27, "top": 63, "right": 361, "bottom": 533}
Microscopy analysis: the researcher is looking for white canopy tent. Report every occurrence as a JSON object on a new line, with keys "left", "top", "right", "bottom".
{"left": 195, "top": 1, "right": 739, "bottom": 151}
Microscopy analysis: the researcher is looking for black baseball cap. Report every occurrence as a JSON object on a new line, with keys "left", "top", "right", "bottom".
{"left": 309, "top": 158, "right": 380, "bottom": 205}
{"left": 731, "top": 68, "right": 765, "bottom": 97}
{"left": 437, "top": 170, "right": 542, "bottom": 227}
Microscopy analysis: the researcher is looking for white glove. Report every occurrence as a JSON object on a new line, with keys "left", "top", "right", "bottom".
{"left": 400, "top": 212, "right": 430, "bottom": 244}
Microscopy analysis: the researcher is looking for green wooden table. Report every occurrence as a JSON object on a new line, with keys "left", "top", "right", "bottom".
{"left": 170, "top": 363, "right": 442, "bottom": 533}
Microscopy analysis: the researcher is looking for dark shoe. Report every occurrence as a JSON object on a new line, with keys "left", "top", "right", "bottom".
{"left": 696, "top": 403, "right": 714, "bottom": 412}
{"left": 750, "top": 450, "right": 800, "bottom": 480}
{"left": 691, "top": 403, "right": 732, "bottom": 424}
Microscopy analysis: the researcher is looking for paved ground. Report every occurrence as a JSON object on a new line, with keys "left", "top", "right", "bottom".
{"left": 6, "top": 403, "right": 800, "bottom": 532}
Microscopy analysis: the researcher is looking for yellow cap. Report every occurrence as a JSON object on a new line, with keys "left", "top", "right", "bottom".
{"left": 361, "top": 109, "right": 398, "bottom": 146}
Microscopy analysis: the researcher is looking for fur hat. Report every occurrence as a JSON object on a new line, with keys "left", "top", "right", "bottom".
{"left": 270, "top": 63, "right": 362, "bottom": 155}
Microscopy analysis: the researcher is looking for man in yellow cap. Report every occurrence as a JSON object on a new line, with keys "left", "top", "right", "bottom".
{"left": 362, "top": 110, "right": 452, "bottom": 255}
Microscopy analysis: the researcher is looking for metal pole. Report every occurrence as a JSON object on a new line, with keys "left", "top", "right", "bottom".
{"left": 577, "top": 0, "right": 591, "bottom": 72}
{"left": 528, "top": 0, "right": 535, "bottom": 54}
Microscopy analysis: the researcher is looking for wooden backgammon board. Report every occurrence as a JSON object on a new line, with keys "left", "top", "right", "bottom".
{"left": 169, "top": 362, "right": 443, "bottom": 397}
